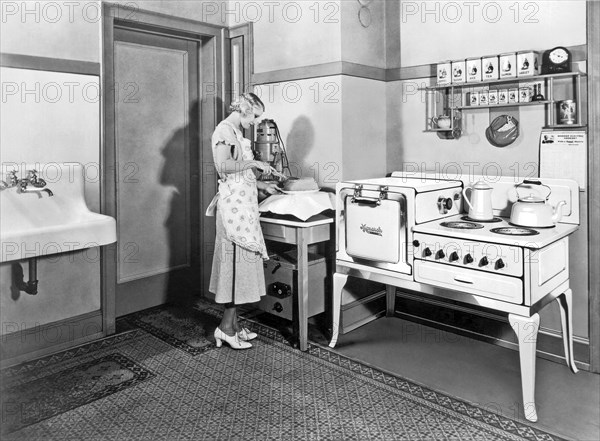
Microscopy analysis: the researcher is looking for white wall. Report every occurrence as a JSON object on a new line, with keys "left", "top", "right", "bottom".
{"left": 250, "top": 0, "right": 342, "bottom": 73}
{"left": 342, "top": 76, "right": 387, "bottom": 181}
{"left": 400, "top": 0, "right": 587, "bottom": 66}
{"left": 254, "top": 77, "right": 343, "bottom": 187}
{"left": 250, "top": 0, "right": 388, "bottom": 188}
{"left": 0, "top": 0, "right": 102, "bottom": 61}
{"left": 340, "top": 0, "right": 386, "bottom": 69}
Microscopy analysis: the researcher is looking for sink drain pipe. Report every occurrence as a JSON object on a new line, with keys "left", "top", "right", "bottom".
{"left": 15, "top": 258, "right": 39, "bottom": 295}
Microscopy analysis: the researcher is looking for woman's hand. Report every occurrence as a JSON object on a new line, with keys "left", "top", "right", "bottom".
{"left": 263, "top": 182, "right": 283, "bottom": 195}
{"left": 251, "top": 161, "right": 271, "bottom": 173}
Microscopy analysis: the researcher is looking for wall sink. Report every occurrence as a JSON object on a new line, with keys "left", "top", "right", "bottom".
{"left": 1, "top": 163, "right": 116, "bottom": 263}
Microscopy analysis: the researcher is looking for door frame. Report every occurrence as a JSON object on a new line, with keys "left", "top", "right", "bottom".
{"left": 102, "top": 4, "right": 226, "bottom": 332}
{"left": 586, "top": 0, "right": 600, "bottom": 373}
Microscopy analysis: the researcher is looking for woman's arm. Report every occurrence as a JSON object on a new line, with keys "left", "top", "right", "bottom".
{"left": 213, "top": 142, "right": 268, "bottom": 174}
{"left": 257, "top": 180, "right": 283, "bottom": 193}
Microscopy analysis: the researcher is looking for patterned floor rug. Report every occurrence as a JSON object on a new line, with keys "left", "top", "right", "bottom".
{"left": 0, "top": 305, "right": 565, "bottom": 441}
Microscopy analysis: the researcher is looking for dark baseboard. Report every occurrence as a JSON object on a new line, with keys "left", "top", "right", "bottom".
{"left": 1, "top": 310, "right": 104, "bottom": 368}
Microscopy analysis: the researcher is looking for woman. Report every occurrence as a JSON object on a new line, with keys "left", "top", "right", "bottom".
{"left": 206, "top": 93, "right": 282, "bottom": 349}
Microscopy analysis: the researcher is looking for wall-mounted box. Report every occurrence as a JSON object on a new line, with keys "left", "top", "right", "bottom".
{"left": 482, "top": 55, "right": 499, "bottom": 80}
{"left": 479, "top": 90, "right": 489, "bottom": 105}
{"left": 516, "top": 50, "right": 540, "bottom": 77}
{"left": 519, "top": 86, "right": 531, "bottom": 103}
{"left": 468, "top": 91, "right": 480, "bottom": 106}
{"left": 499, "top": 52, "right": 517, "bottom": 79}
{"left": 436, "top": 61, "right": 451, "bottom": 85}
{"left": 498, "top": 89, "right": 509, "bottom": 104}
{"left": 451, "top": 60, "right": 466, "bottom": 84}
{"left": 466, "top": 57, "right": 482, "bottom": 82}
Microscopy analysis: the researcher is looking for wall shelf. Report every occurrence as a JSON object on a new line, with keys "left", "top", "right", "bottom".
{"left": 422, "top": 71, "right": 587, "bottom": 139}
{"left": 453, "top": 100, "right": 552, "bottom": 110}
{"left": 544, "top": 124, "right": 586, "bottom": 129}
{"left": 423, "top": 72, "right": 587, "bottom": 91}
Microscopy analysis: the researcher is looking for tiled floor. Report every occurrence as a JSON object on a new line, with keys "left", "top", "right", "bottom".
{"left": 244, "top": 309, "right": 600, "bottom": 441}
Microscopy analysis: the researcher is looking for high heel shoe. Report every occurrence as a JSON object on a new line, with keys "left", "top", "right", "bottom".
{"left": 237, "top": 327, "right": 257, "bottom": 341}
{"left": 214, "top": 327, "right": 252, "bottom": 349}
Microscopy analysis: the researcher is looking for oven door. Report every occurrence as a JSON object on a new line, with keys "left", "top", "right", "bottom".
{"left": 337, "top": 185, "right": 411, "bottom": 275}
{"left": 346, "top": 198, "right": 401, "bottom": 262}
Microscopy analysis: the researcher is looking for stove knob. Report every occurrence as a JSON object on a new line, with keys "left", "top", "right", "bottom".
{"left": 423, "top": 247, "right": 432, "bottom": 257}
{"left": 464, "top": 254, "right": 474, "bottom": 264}
{"left": 449, "top": 251, "right": 459, "bottom": 262}
{"left": 413, "top": 240, "right": 420, "bottom": 247}
{"left": 436, "top": 250, "right": 445, "bottom": 260}
{"left": 437, "top": 197, "right": 453, "bottom": 214}
{"left": 495, "top": 259, "right": 505, "bottom": 270}
{"left": 479, "top": 256, "right": 489, "bottom": 267}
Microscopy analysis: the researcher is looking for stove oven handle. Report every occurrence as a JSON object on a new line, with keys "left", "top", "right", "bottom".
{"left": 351, "top": 196, "right": 381, "bottom": 206}
{"left": 453, "top": 276, "right": 474, "bottom": 284}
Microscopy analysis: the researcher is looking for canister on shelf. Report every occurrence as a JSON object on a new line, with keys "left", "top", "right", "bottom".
{"left": 437, "top": 61, "right": 451, "bottom": 85}
{"left": 558, "top": 100, "right": 576, "bottom": 124}
{"left": 498, "top": 89, "right": 508, "bottom": 104}
{"left": 508, "top": 88, "right": 518, "bottom": 103}
{"left": 488, "top": 90, "right": 498, "bottom": 105}
{"left": 479, "top": 90, "right": 489, "bottom": 106}
{"left": 499, "top": 52, "right": 517, "bottom": 79}
{"left": 451, "top": 60, "right": 466, "bottom": 84}
{"left": 468, "top": 91, "right": 480, "bottom": 106}
{"left": 516, "top": 50, "right": 540, "bottom": 77}
{"left": 481, "top": 55, "right": 499, "bottom": 80}
{"left": 519, "top": 86, "right": 531, "bottom": 103}
{"left": 466, "top": 57, "right": 482, "bottom": 82}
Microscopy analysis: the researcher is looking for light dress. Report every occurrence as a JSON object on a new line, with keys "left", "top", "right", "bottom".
{"left": 206, "top": 120, "right": 267, "bottom": 305}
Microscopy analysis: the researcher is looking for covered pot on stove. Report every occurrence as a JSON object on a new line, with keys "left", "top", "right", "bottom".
{"left": 510, "top": 179, "right": 566, "bottom": 228}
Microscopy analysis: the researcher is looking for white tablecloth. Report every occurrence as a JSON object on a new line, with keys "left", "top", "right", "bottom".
{"left": 258, "top": 191, "right": 335, "bottom": 221}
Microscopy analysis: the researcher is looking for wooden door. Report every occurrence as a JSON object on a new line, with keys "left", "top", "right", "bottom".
{"left": 112, "top": 28, "right": 201, "bottom": 316}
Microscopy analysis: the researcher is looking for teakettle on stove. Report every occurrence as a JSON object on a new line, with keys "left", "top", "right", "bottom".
{"left": 462, "top": 180, "right": 493, "bottom": 221}
{"left": 510, "top": 179, "right": 566, "bottom": 228}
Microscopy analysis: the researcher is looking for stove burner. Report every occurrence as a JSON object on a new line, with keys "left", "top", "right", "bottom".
{"left": 490, "top": 227, "right": 540, "bottom": 236}
{"left": 440, "top": 221, "right": 484, "bottom": 230}
{"left": 461, "top": 216, "right": 502, "bottom": 223}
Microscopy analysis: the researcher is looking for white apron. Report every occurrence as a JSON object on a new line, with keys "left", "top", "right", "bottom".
{"left": 206, "top": 122, "right": 268, "bottom": 259}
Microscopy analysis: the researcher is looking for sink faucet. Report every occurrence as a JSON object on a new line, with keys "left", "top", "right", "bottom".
{"left": 18, "top": 188, "right": 54, "bottom": 198}
{"left": 1, "top": 170, "right": 54, "bottom": 196}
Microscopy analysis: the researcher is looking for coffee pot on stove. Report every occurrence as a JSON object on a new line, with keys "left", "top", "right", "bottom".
{"left": 462, "top": 180, "right": 493, "bottom": 221}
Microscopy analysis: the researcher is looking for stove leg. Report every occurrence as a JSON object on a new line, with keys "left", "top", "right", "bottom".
{"left": 329, "top": 273, "right": 348, "bottom": 348}
{"left": 386, "top": 285, "right": 396, "bottom": 317}
{"left": 508, "top": 313, "right": 540, "bottom": 423}
{"left": 557, "top": 289, "right": 578, "bottom": 374}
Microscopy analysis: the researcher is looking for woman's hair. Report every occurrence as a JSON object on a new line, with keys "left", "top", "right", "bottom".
{"left": 229, "top": 92, "right": 265, "bottom": 116}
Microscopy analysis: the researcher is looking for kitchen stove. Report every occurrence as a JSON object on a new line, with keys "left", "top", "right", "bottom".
{"left": 330, "top": 173, "right": 580, "bottom": 423}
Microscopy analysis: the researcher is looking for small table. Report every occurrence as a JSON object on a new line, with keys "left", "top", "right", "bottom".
{"left": 260, "top": 213, "right": 334, "bottom": 351}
